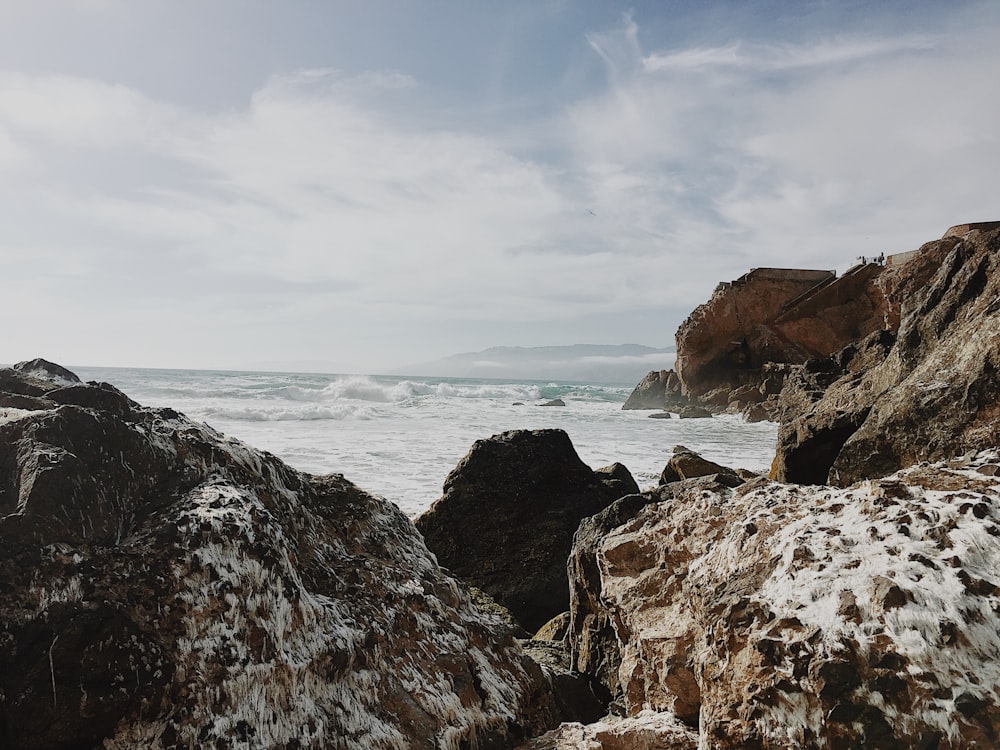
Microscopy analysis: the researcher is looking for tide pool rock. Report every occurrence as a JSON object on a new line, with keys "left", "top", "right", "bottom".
{"left": 566, "top": 452, "right": 1000, "bottom": 748}
{"left": 416, "top": 429, "right": 633, "bottom": 633}
{"left": 0, "top": 363, "right": 557, "bottom": 749}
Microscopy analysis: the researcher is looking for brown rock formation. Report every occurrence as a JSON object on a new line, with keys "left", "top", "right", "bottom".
{"left": 674, "top": 268, "right": 835, "bottom": 397}
{"left": 658, "top": 445, "right": 743, "bottom": 486}
{"left": 670, "top": 263, "right": 893, "bottom": 418}
{"left": 0, "top": 363, "right": 559, "bottom": 748}
{"left": 415, "top": 429, "right": 636, "bottom": 633}
{"left": 564, "top": 451, "right": 1000, "bottom": 748}
{"left": 773, "top": 225, "right": 1000, "bottom": 485}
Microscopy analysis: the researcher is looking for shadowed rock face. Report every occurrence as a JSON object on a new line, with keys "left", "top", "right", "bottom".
{"left": 566, "top": 452, "right": 1000, "bottom": 749}
{"left": 0, "top": 363, "right": 558, "bottom": 749}
{"left": 416, "top": 429, "right": 636, "bottom": 633}
{"left": 773, "top": 227, "right": 1000, "bottom": 485}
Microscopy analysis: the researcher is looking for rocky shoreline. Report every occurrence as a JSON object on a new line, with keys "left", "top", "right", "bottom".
{"left": 3, "top": 223, "right": 1000, "bottom": 748}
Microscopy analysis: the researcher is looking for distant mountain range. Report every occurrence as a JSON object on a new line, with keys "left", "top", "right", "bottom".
{"left": 394, "top": 344, "right": 675, "bottom": 385}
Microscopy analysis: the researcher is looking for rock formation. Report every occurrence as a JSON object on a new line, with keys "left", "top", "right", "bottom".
{"left": 415, "top": 430, "right": 636, "bottom": 633}
{"left": 621, "top": 370, "right": 687, "bottom": 411}
{"left": 564, "top": 451, "right": 1000, "bottom": 748}
{"left": 0, "top": 361, "right": 559, "bottom": 749}
{"left": 773, "top": 225, "right": 1000, "bottom": 485}
{"left": 658, "top": 445, "right": 742, "bottom": 486}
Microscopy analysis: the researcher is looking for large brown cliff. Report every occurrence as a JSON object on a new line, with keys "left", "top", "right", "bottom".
{"left": 673, "top": 262, "right": 895, "bottom": 405}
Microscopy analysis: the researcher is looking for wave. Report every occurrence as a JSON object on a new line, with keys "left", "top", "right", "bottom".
{"left": 199, "top": 402, "right": 377, "bottom": 422}
{"left": 268, "top": 376, "right": 545, "bottom": 404}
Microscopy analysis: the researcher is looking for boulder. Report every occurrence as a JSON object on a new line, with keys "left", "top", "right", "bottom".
{"left": 415, "top": 430, "right": 633, "bottom": 633}
{"left": 773, "top": 226, "right": 1000, "bottom": 485}
{"left": 0, "top": 364, "right": 559, "bottom": 749}
{"left": 594, "top": 462, "right": 641, "bottom": 498}
{"left": 540, "top": 399, "right": 566, "bottom": 407}
{"left": 647, "top": 411, "right": 672, "bottom": 419}
{"left": 658, "top": 446, "right": 742, "bottom": 486}
{"left": 566, "top": 451, "right": 1000, "bottom": 748}
{"left": 622, "top": 370, "right": 685, "bottom": 410}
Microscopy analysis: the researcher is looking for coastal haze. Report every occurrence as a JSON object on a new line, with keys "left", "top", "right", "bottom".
{"left": 2, "top": 1, "right": 999, "bottom": 371}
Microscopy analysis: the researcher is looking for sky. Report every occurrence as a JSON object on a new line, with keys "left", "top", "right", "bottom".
{"left": 1, "top": 0, "right": 999, "bottom": 373}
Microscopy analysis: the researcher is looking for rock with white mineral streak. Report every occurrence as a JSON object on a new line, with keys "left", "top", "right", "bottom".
{"left": 567, "top": 451, "right": 1000, "bottom": 748}
{"left": 0, "top": 362, "right": 558, "bottom": 749}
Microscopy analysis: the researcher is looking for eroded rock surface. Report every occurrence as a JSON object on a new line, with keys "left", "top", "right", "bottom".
{"left": 565, "top": 452, "right": 1000, "bottom": 748}
{"left": 0, "top": 364, "right": 558, "bottom": 749}
{"left": 773, "top": 226, "right": 1000, "bottom": 484}
{"left": 416, "top": 429, "right": 634, "bottom": 633}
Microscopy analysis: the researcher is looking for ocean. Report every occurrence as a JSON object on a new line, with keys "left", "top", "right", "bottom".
{"left": 75, "top": 367, "right": 779, "bottom": 518}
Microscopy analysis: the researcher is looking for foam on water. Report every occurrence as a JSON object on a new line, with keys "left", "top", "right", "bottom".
{"left": 76, "top": 367, "right": 779, "bottom": 517}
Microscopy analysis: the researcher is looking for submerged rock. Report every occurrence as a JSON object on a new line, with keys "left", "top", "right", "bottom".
{"left": 0, "top": 363, "right": 558, "bottom": 749}
{"left": 565, "top": 451, "right": 1000, "bottom": 748}
{"left": 416, "top": 429, "right": 635, "bottom": 633}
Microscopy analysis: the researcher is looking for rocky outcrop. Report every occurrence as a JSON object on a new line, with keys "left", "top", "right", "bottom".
{"left": 773, "top": 226, "right": 1000, "bottom": 485}
{"left": 674, "top": 268, "right": 836, "bottom": 397}
{"left": 0, "top": 363, "right": 559, "bottom": 749}
{"left": 415, "top": 430, "right": 635, "bottom": 633}
{"left": 667, "top": 263, "right": 894, "bottom": 419}
{"left": 564, "top": 451, "right": 1000, "bottom": 748}
{"left": 621, "top": 369, "right": 687, "bottom": 411}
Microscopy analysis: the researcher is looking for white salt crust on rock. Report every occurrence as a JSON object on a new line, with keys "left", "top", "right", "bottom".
{"left": 567, "top": 451, "right": 1000, "bottom": 749}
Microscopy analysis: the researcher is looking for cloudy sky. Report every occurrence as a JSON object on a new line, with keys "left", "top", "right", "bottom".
{"left": 2, "top": 0, "right": 998, "bottom": 373}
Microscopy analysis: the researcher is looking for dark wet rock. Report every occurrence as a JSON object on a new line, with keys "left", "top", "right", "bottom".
{"left": 594, "top": 462, "right": 640, "bottom": 498}
{"left": 0, "top": 363, "right": 560, "bottom": 749}
{"left": 648, "top": 411, "right": 673, "bottom": 419}
{"left": 622, "top": 369, "right": 687, "bottom": 410}
{"left": 540, "top": 399, "right": 567, "bottom": 407}
{"left": 415, "top": 429, "right": 631, "bottom": 633}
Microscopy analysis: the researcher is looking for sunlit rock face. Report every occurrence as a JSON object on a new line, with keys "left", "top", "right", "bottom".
{"left": 567, "top": 452, "right": 1000, "bottom": 749}
{"left": 0, "top": 361, "right": 556, "bottom": 749}
{"left": 774, "top": 226, "right": 1000, "bottom": 485}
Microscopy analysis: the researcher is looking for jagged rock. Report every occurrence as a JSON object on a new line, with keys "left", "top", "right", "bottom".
{"left": 415, "top": 429, "right": 632, "bottom": 633}
{"left": 659, "top": 446, "right": 742, "bottom": 486}
{"left": 774, "top": 226, "right": 1000, "bottom": 485}
{"left": 647, "top": 411, "right": 672, "bottom": 419}
{"left": 566, "top": 451, "right": 1000, "bottom": 748}
{"left": 622, "top": 370, "right": 686, "bottom": 410}
{"left": 0, "top": 364, "right": 559, "bottom": 749}
{"left": 516, "top": 709, "right": 698, "bottom": 749}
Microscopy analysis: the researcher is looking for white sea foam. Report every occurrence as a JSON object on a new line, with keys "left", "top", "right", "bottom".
{"left": 75, "top": 366, "right": 779, "bottom": 517}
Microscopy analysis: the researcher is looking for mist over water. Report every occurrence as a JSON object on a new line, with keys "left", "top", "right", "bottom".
{"left": 78, "top": 367, "right": 779, "bottom": 517}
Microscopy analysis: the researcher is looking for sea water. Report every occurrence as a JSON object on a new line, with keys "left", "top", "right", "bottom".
{"left": 75, "top": 367, "right": 779, "bottom": 518}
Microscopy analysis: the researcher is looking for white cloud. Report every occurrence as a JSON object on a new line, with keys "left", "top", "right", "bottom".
{"left": 2, "top": 5, "right": 999, "bottom": 371}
